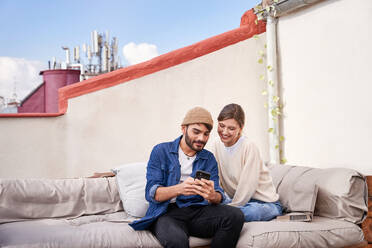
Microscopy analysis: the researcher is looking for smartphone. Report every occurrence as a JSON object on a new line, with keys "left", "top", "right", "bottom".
{"left": 195, "top": 170, "right": 211, "bottom": 180}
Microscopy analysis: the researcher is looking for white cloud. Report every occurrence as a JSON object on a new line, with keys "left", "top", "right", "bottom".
{"left": 0, "top": 57, "right": 44, "bottom": 101}
{"left": 122, "top": 42, "right": 159, "bottom": 65}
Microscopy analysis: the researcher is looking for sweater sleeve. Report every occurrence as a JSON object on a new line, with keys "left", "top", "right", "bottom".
{"left": 229, "top": 142, "right": 262, "bottom": 206}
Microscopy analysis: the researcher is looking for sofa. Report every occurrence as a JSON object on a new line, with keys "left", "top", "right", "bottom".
{"left": 0, "top": 163, "right": 368, "bottom": 248}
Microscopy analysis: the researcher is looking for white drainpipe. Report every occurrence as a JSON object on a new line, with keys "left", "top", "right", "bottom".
{"left": 266, "top": 15, "right": 280, "bottom": 164}
{"left": 259, "top": 0, "right": 326, "bottom": 164}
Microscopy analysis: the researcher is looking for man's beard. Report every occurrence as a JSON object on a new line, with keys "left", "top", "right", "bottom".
{"left": 185, "top": 128, "right": 206, "bottom": 152}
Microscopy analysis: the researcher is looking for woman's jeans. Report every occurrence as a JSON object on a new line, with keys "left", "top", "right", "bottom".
{"left": 224, "top": 194, "right": 283, "bottom": 222}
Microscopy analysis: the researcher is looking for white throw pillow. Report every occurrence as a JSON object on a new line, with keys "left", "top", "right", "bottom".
{"left": 112, "top": 162, "right": 148, "bottom": 218}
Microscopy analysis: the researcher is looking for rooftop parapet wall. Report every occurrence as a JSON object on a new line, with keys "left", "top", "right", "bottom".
{"left": 0, "top": 10, "right": 265, "bottom": 118}
{"left": 0, "top": 10, "right": 268, "bottom": 178}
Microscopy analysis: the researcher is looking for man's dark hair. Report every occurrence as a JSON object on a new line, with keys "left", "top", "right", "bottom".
{"left": 185, "top": 123, "right": 212, "bottom": 132}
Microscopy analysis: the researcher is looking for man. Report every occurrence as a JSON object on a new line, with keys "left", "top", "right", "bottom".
{"left": 130, "top": 107, "right": 244, "bottom": 248}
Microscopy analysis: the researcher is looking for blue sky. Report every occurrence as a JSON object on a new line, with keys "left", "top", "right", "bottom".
{"left": 0, "top": 0, "right": 261, "bottom": 99}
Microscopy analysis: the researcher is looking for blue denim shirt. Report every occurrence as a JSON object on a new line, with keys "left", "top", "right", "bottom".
{"left": 129, "top": 136, "right": 225, "bottom": 230}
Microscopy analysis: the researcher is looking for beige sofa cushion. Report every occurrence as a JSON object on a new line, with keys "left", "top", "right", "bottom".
{"left": 236, "top": 216, "right": 364, "bottom": 248}
{"left": 312, "top": 167, "right": 368, "bottom": 224}
{"left": 270, "top": 164, "right": 368, "bottom": 224}
{"left": 270, "top": 165, "right": 318, "bottom": 213}
{"left": 0, "top": 214, "right": 364, "bottom": 248}
{"left": 0, "top": 212, "right": 210, "bottom": 248}
{"left": 0, "top": 178, "right": 122, "bottom": 224}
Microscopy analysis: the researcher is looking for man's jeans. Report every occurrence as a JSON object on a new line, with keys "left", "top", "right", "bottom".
{"left": 224, "top": 194, "right": 283, "bottom": 222}
{"left": 150, "top": 203, "right": 244, "bottom": 248}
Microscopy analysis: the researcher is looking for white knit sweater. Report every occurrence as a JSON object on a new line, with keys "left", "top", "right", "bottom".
{"left": 212, "top": 136, "right": 279, "bottom": 206}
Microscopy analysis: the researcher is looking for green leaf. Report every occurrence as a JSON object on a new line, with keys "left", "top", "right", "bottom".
{"left": 268, "top": 80, "right": 274, "bottom": 86}
{"left": 275, "top": 107, "right": 282, "bottom": 115}
{"left": 258, "top": 58, "right": 263, "bottom": 64}
{"left": 274, "top": 0, "right": 279, "bottom": 3}
{"left": 266, "top": 6, "right": 270, "bottom": 12}
{"left": 271, "top": 109, "right": 278, "bottom": 116}
{"left": 259, "top": 50, "right": 265, "bottom": 56}
{"left": 280, "top": 136, "right": 285, "bottom": 142}
{"left": 262, "top": 90, "right": 268, "bottom": 96}
{"left": 280, "top": 158, "right": 287, "bottom": 164}
{"left": 253, "top": 35, "right": 259, "bottom": 40}
{"left": 264, "top": 103, "right": 268, "bottom": 109}
{"left": 267, "top": 65, "right": 273, "bottom": 71}
{"left": 268, "top": 128, "right": 274, "bottom": 133}
{"left": 264, "top": 44, "right": 267, "bottom": 49}
{"left": 255, "top": 19, "right": 258, "bottom": 25}
{"left": 259, "top": 74, "right": 265, "bottom": 81}
{"left": 275, "top": 144, "right": 279, "bottom": 149}
{"left": 273, "top": 95, "right": 279, "bottom": 103}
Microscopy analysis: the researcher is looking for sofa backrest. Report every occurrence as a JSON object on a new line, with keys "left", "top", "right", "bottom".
{"left": 269, "top": 164, "right": 368, "bottom": 224}
{"left": 0, "top": 177, "right": 123, "bottom": 224}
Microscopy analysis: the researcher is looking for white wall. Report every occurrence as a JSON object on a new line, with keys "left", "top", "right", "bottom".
{"left": 277, "top": 0, "right": 372, "bottom": 174}
{"left": 0, "top": 35, "right": 269, "bottom": 178}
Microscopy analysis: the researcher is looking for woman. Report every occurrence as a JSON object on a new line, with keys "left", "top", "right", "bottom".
{"left": 212, "top": 103, "right": 282, "bottom": 222}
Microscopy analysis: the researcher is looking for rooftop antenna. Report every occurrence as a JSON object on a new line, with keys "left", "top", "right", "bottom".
{"left": 92, "top": 30, "right": 99, "bottom": 55}
{"left": 9, "top": 77, "right": 19, "bottom": 105}
{"left": 62, "top": 46, "right": 71, "bottom": 65}
{"left": 52, "top": 57, "right": 56, "bottom": 69}
{"left": 111, "top": 37, "right": 119, "bottom": 71}
{"left": 74, "top": 46, "right": 80, "bottom": 63}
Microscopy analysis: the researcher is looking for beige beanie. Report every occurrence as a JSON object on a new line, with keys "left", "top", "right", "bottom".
{"left": 181, "top": 107, "right": 213, "bottom": 130}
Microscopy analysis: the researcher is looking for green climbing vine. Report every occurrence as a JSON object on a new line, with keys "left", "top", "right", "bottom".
{"left": 253, "top": 3, "right": 287, "bottom": 164}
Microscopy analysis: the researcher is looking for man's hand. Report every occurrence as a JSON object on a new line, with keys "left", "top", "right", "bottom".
{"left": 178, "top": 177, "right": 199, "bottom": 196}
{"left": 154, "top": 177, "right": 221, "bottom": 203}
{"left": 154, "top": 177, "right": 198, "bottom": 202}
{"left": 193, "top": 178, "right": 222, "bottom": 204}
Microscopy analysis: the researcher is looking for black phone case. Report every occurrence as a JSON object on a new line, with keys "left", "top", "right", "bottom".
{"left": 195, "top": 170, "right": 211, "bottom": 180}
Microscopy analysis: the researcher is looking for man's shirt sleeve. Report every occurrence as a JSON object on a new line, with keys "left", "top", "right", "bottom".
{"left": 208, "top": 153, "right": 226, "bottom": 203}
{"left": 145, "top": 145, "right": 164, "bottom": 203}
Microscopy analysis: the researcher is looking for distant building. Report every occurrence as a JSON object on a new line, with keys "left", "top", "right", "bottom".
{"left": 0, "top": 98, "right": 20, "bottom": 114}
{"left": 16, "top": 30, "right": 121, "bottom": 113}
{"left": 18, "top": 69, "right": 81, "bottom": 113}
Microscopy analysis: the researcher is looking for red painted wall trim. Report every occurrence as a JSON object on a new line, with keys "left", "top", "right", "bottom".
{"left": 0, "top": 9, "right": 264, "bottom": 118}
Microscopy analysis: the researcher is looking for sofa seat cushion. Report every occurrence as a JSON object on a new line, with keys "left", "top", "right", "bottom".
{"left": 237, "top": 216, "right": 364, "bottom": 248}
{"left": 0, "top": 213, "right": 364, "bottom": 248}
{"left": 0, "top": 212, "right": 210, "bottom": 248}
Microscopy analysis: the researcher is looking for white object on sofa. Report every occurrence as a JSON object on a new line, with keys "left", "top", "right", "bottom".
{"left": 112, "top": 162, "right": 149, "bottom": 218}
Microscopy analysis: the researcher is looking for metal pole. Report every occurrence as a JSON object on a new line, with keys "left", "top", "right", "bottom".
{"left": 266, "top": 15, "right": 280, "bottom": 164}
